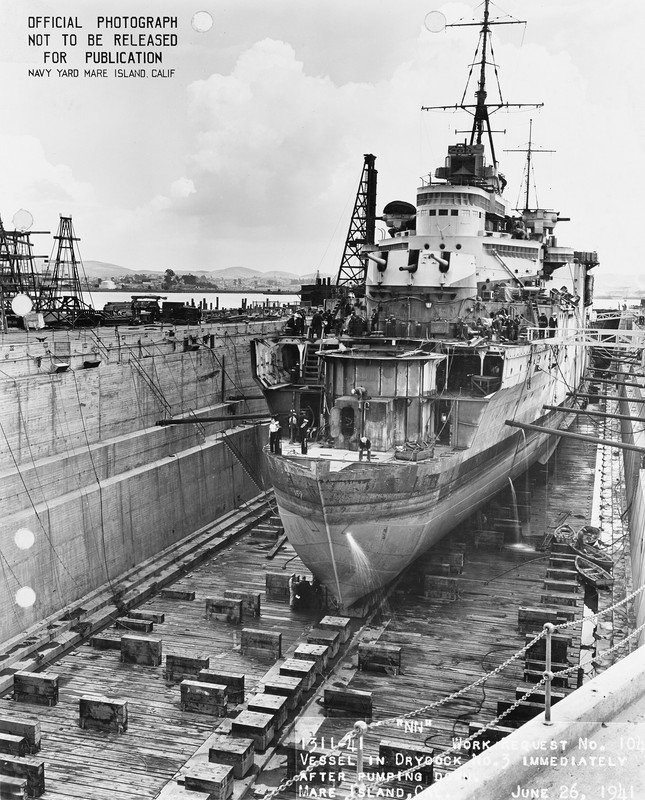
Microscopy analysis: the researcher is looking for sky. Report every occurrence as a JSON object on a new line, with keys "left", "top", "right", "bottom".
{"left": 1, "top": 0, "right": 643, "bottom": 292}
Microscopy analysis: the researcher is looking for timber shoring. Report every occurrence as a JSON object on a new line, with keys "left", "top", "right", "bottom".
{"left": 505, "top": 419, "right": 645, "bottom": 454}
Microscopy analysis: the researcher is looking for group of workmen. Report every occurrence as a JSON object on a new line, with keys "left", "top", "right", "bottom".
{"left": 269, "top": 411, "right": 372, "bottom": 461}
{"left": 536, "top": 312, "right": 558, "bottom": 338}
{"left": 284, "top": 308, "right": 335, "bottom": 338}
{"left": 268, "top": 410, "right": 313, "bottom": 455}
{"left": 284, "top": 307, "right": 368, "bottom": 338}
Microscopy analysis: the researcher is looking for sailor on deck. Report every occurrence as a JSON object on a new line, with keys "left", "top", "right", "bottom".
{"left": 269, "top": 416, "right": 281, "bottom": 453}
{"left": 289, "top": 409, "right": 298, "bottom": 443}
{"left": 299, "top": 415, "right": 311, "bottom": 454}
{"left": 285, "top": 313, "right": 297, "bottom": 334}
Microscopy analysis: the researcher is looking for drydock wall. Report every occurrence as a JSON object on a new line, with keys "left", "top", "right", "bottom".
{"left": 0, "top": 321, "right": 277, "bottom": 644}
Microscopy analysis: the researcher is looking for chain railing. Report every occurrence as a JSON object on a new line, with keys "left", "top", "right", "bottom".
{"left": 263, "top": 578, "right": 645, "bottom": 799}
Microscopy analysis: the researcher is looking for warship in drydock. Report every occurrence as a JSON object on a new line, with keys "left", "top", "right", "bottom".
{"left": 253, "top": 1, "right": 599, "bottom": 611}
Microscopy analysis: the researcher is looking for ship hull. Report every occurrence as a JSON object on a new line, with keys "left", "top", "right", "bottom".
{"left": 265, "top": 386, "right": 579, "bottom": 611}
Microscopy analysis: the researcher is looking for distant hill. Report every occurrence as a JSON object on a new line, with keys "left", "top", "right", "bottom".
{"left": 83, "top": 261, "right": 136, "bottom": 279}
{"left": 82, "top": 260, "right": 331, "bottom": 283}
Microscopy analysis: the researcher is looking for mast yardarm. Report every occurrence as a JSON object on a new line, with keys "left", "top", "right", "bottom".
{"left": 421, "top": 0, "right": 542, "bottom": 176}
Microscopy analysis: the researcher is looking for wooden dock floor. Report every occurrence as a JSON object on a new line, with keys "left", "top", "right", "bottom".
{"left": 269, "top": 418, "right": 598, "bottom": 794}
{"left": 0, "top": 417, "right": 598, "bottom": 798}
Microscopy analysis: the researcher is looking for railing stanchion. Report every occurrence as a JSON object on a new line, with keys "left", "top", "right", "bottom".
{"left": 354, "top": 720, "right": 367, "bottom": 792}
{"left": 543, "top": 622, "right": 555, "bottom": 726}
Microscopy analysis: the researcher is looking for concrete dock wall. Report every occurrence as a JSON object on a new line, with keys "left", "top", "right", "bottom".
{"left": 0, "top": 322, "right": 270, "bottom": 467}
{"left": 0, "top": 321, "right": 277, "bottom": 645}
{"left": 1, "top": 424, "right": 266, "bottom": 644}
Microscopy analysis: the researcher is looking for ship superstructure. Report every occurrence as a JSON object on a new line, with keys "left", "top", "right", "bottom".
{"left": 253, "top": 1, "right": 598, "bottom": 611}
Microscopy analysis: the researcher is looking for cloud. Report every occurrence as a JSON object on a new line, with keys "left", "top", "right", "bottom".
{"left": 181, "top": 39, "right": 377, "bottom": 240}
{"left": 0, "top": 134, "right": 94, "bottom": 223}
{"left": 170, "top": 177, "right": 196, "bottom": 199}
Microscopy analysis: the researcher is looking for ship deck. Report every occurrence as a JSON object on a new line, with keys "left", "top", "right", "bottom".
{"left": 0, "top": 416, "right": 602, "bottom": 798}
{"left": 274, "top": 440, "right": 453, "bottom": 465}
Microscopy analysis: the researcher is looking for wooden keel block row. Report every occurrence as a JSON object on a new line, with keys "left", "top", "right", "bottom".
{"left": 378, "top": 739, "right": 434, "bottom": 785}
{"left": 252, "top": 523, "right": 280, "bottom": 542}
{"left": 306, "top": 628, "right": 340, "bottom": 658}
{"left": 0, "top": 732, "right": 27, "bottom": 757}
{"left": 209, "top": 736, "right": 255, "bottom": 779}
{"left": 115, "top": 617, "right": 154, "bottom": 633}
{"left": 358, "top": 643, "right": 402, "bottom": 675}
{"left": 161, "top": 784, "right": 210, "bottom": 800}
{"left": 205, "top": 597, "right": 243, "bottom": 624}
{"left": 89, "top": 635, "right": 121, "bottom": 651}
{"left": 0, "top": 774, "right": 28, "bottom": 799}
{"left": 467, "top": 722, "right": 515, "bottom": 749}
{"left": 293, "top": 643, "right": 329, "bottom": 671}
{"left": 231, "top": 710, "right": 275, "bottom": 753}
{"left": 241, "top": 629, "right": 282, "bottom": 661}
{"left": 424, "top": 559, "right": 461, "bottom": 576}
{"left": 159, "top": 588, "right": 195, "bottom": 601}
{"left": 280, "top": 659, "right": 317, "bottom": 692}
{"left": 496, "top": 700, "right": 545, "bottom": 726}
{"left": 540, "top": 591, "right": 579, "bottom": 608}
{"left": 265, "top": 572, "right": 294, "bottom": 603}
{"left": 263, "top": 675, "right": 303, "bottom": 711}
{"left": 474, "top": 529, "right": 505, "bottom": 547}
{"left": 184, "top": 763, "right": 234, "bottom": 800}
{"left": 517, "top": 606, "right": 575, "bottom": 633}
{"left": 448, "top": 552, "right": 465, "bottom": 570}
{"left": 523, "top": 666, "right": 571, "bottom": 689}
{"left": 79, "top": 695, "right": 128, "bottom": 733}
{"left": 0, "top": 756, "right": 45, "bottom": 798}
{"left": 247, "top": 692, "right": 289, "bottom": 729}
{"left": 224, "top": 589, "right": 261, "bottom": 618}
{"left": 546, "top": 568, "right": 578, "bottom": 581}
{"left": 198, "top": 671, "right": 244, "bottom": 705}
{"left": 323, "top": 688, "right": 372, "bottom": 721}
{"left": 524, "top": 634, "right": 571, "bottom": 663}
{"left": 127, "top": 610, "right": 165, "bottom": 624}
{"left": 422, "top": 551, "right": 465, "bottom": 576}
{"left": 120, "top": 635, "right": 163, "bottom": 667}
{"left": 542, "top": 579, "right": 579, "bottom": 593}
{"left": 549, "top": 555, "right": 576, "bottom": 569}
{"left": 318, "top": 615, "right": 352, "bottom": 643}
{"left": 423, "top": 575, "right": 459, "bottom": 600}
{"left": 515, "top": 684, "right": 566, "bottom": 706}
{"left": 0, "top": 717, "right": 40, "bottom": 754}
{"left": 12, "top": 672, "right": 59, "bottom": 707}
{"left": 180, "top": 680, "right": 228, "bottom": 716}
{"left": 165, "top": 654, "right": 209, "bottom": 682}
{"left": 550, "top": 542, "right": 574, "bottom": 555}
